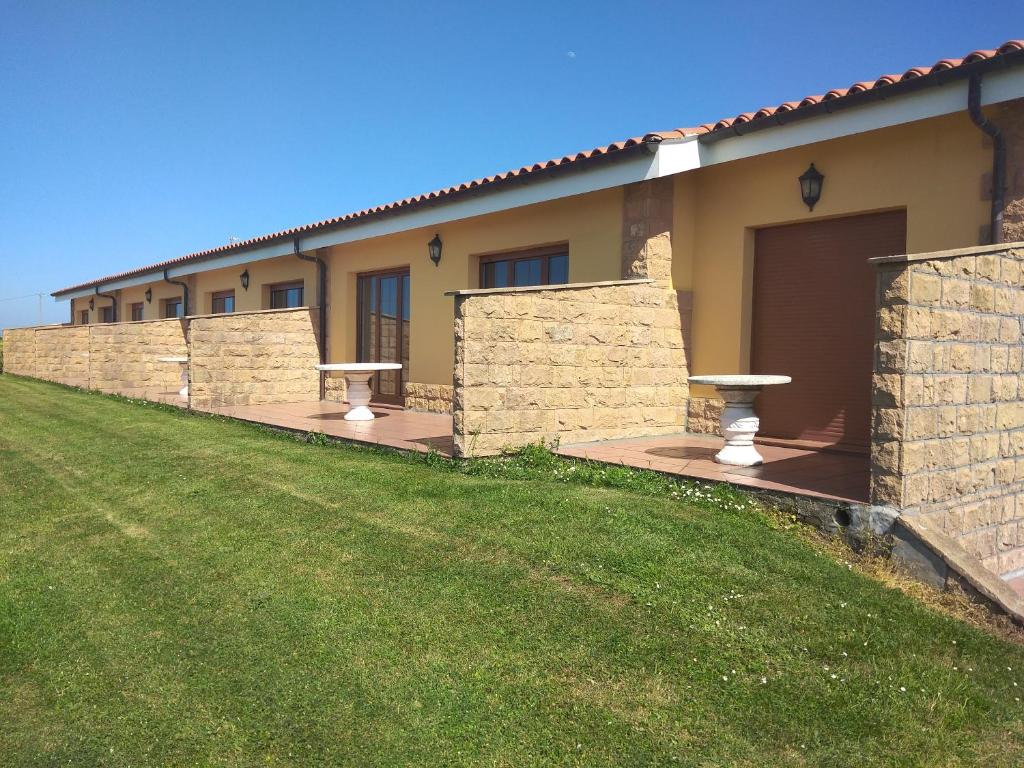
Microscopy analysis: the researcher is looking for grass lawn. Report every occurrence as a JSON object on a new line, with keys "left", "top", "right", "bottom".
{"left": 1, "top": 376, "right": 1022, "bottom": 767}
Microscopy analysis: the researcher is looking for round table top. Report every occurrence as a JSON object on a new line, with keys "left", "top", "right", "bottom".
{"left": 316, "top": 363, "right": 403, "bottom": 372}
{"left": 157, "top": 356, "right": 189, "bottom": 363}
{"left": 688, "top": 374, "right": 791, "bottom": 387}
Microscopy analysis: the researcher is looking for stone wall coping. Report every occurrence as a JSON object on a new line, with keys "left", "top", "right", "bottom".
{"left": 3, "top": 322, "right": 73, "bottom": 333}
{"left": 868, "top": 239, "right": 1024, "bottom": 266}
{"left": 187, "top": 305, "right": 318, "bottom": 322}
{"left": 4, "top": 306, "right": 318, "bottom": 336}
{"left": 444, "top": 278, "right": 653, "bottom": 298}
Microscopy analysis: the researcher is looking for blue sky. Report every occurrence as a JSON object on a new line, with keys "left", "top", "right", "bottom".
{"left": 1, "top": 0, "right": 1021, "bottom": 327}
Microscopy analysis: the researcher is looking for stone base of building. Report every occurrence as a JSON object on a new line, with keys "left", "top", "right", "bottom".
{"left": 324, "top": 375, "right": 346, "bottom": 403}
{"left": 404, "top": 382, "right": 453, "bottom": 414}
{"left": 687, "top": 396, "right": 723, "bottom": 436}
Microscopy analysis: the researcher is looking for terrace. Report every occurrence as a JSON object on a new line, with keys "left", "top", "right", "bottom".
{"left": 193, "top": 398, "right": 868, "bottom": 506}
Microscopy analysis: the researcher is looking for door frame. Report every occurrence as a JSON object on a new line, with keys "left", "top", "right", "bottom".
{"left": 356, "top": 266, "right": 410, "bottom": 405}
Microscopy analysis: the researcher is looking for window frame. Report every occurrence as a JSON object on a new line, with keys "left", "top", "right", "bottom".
{"left": 130, "top": 302, "right": 144, "bottom": 321}
{"left": 268, "top": 281, "right": 304, "bottom": 310}
{"left": 79, "top": 309, "right": 89, "bottom": 325}
{"left": 478, "top": 244, "right": 569, "bottom": 289}
{"left": 100, "top": 306, "right": 114, "bottom": 324}
{"left": 163, "top": 297, "right": 183, "bottom": 319}
{"left": 211, "top": 289, "right": 235, "bottom": 314}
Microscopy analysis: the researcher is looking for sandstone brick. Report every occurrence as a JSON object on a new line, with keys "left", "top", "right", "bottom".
{"left": 970, "top": 283, "right": 995, "bottom": 311}
{"left": 878, "top": 267, "right": 910, "bottom": 304}
{"left": 870, "top": 471, "right": 903, "bottom": 506}
{"left": 940, "top": 279, "right": 971, "bottom": 308}
{"left": 910, "top": 272, "right": 942, "bottom": 305}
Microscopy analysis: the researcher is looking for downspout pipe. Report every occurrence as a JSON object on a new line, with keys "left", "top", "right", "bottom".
{"left": 967, "top": 73, "right": 1006, "bottom": 244}
{"left": 94, "top": 286, "right": 118, "bottom": 323}
{"left": 295, "top": 237, "right": 328, "bottom": 400}
{"left": 162, "top": 269, "right": 190, "bottom": 318}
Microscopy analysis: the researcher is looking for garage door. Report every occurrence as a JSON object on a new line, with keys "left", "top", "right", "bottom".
{"left": 751, "top": 210, "right": 906, "bottom": 449}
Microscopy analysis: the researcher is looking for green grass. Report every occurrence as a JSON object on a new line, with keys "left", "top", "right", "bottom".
{"left": 1, "top": 375, "right": 1022, "bottom": 767}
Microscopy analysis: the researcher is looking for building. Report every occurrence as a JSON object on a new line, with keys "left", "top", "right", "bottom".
{"left": 6, "top": 39, "right": 1024, "bottom": 595}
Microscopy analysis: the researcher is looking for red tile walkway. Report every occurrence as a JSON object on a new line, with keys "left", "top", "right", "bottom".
{"left": 201, "top": 400, "right": 455, "bottom": 456}
{"left": 557, "top": 433, "right": 870, "bottom": 503}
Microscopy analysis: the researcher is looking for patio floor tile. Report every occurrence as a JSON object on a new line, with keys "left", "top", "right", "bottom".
{"left": 199, "top": 400, "right": 455, "bottom": 456}
{"left": 558, "top": 433, "right": 869, "bottom": 503}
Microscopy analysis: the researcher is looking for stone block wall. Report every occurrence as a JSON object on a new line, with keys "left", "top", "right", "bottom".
{"left": 405, "top": 382, "right": 453, "bottom": 414}
{"left": 88, "top": 319, "right": 187, "bottom": 394}
{"left": 2, "top": 320, "right": 187, "bottom": 395}
{"left": 2, "top": 327, "right": 39, "bottom": 377}
{"left": 452, "top": 280, "right": 687, "bottom": 457}
{"left": 188, "top": 308, "right": 321, "bottom": 410}
{"left": 32, "top": 326, "right": 90, "bottom": 388}
{"left": 871, "top": 241, "right": 1024, "bottom": 577}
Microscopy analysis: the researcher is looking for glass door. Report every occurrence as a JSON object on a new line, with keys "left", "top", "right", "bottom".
{"left": 357, "top": 269, "right": 410, "bottom": 403}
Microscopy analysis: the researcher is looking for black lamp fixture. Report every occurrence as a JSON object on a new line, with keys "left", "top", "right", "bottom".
{"left": 88, "top": 297, "right": 94, "bottom": 310}
{"left": 427, "top": 234, "right": 443, "bottom": 267}
{"left": 240, "top": 269, "right": 250, "bottom": 291}
{"left": 799, "top": 163, "right": 824, "bottom": 211}
{"left": 145, "top": 287, "right": 152, "bottom": 304}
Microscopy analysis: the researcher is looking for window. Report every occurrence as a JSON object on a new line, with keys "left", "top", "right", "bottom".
{"left": 130, "top": 302, "right": 144, "bottom": 321}
{"left": 480, "top": 246, "right": 568, "bottom": 289}
{"left": 163, "top": 298, "right": 183, "bottom": 319}
{"left": 211, "top": 290, "right": 235, "bottom": 314}
{"left": 269, "top": 281, "right": 304, "bottom": 309}
{"left": 100, "top": 306, "right": 114, "bottom": 323}
{"left": 79, "top": 310, "right": 89, "bottom": 325}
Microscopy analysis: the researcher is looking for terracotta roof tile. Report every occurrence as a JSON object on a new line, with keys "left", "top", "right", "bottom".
{"left": 678, "top": 39, "right": 1024, "bottom": 136}
{"left": 54, "top": 38, "right": 1024, "bottom": 296}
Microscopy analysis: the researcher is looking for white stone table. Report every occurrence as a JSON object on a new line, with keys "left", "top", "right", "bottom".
{"left": 157, "top": 356, "right": 189, "bottom": 399}
{"left": 687, "top": 374, "right": 792, "bottom": 466}
{"left": 316, "top": 363, "right": 403, "bottom": 421}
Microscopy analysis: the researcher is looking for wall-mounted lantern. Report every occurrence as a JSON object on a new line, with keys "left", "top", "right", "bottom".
{"left": 799, "top": 163, "right": 824, "bottom": 211}
{"left": 427, "top": 234, "right": 443, "bottom": 267}
{"left": 240, "top": 269, "right": 250, "bottom": 291}
{"left": 88, "top": 297, "right": 95, "bottom": 310}
{"left": 145, "top": 288, "right": 152, "bottom": 304}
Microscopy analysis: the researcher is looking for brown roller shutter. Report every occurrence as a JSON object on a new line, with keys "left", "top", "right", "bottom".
{"left": 751, "top": 210, "right": 906, "bottom": 450}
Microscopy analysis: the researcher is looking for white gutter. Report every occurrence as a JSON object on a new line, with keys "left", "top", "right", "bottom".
{"left": 55, "top": 66, "right": 1024, "bottom": 302}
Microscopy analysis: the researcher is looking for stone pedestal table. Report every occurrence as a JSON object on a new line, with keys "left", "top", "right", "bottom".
{"left": 687, "top": 375, "right": 792, "bottom": 467}
{"left": 316, "top": 363, "right": 403, "bottom": 421}
{"left": 157, "top": 356, "right": 189, "bottom": 400}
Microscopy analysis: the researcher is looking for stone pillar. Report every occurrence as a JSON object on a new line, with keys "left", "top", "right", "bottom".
{"left": 621, "top": 177, "right": 673, "bottom": 283}
{"left": 995, "top": 98, "right": 1024, "bottom": 243}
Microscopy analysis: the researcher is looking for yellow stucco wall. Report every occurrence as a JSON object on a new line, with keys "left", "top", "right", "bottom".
{"left": 677, "top": 111, "right": 991, "bottom": 400}
{"left": 190, "top": 255, "right": 318, "bottom": 315}
{"left": 323, "top": 187, "right": 623, "bottom": 386}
